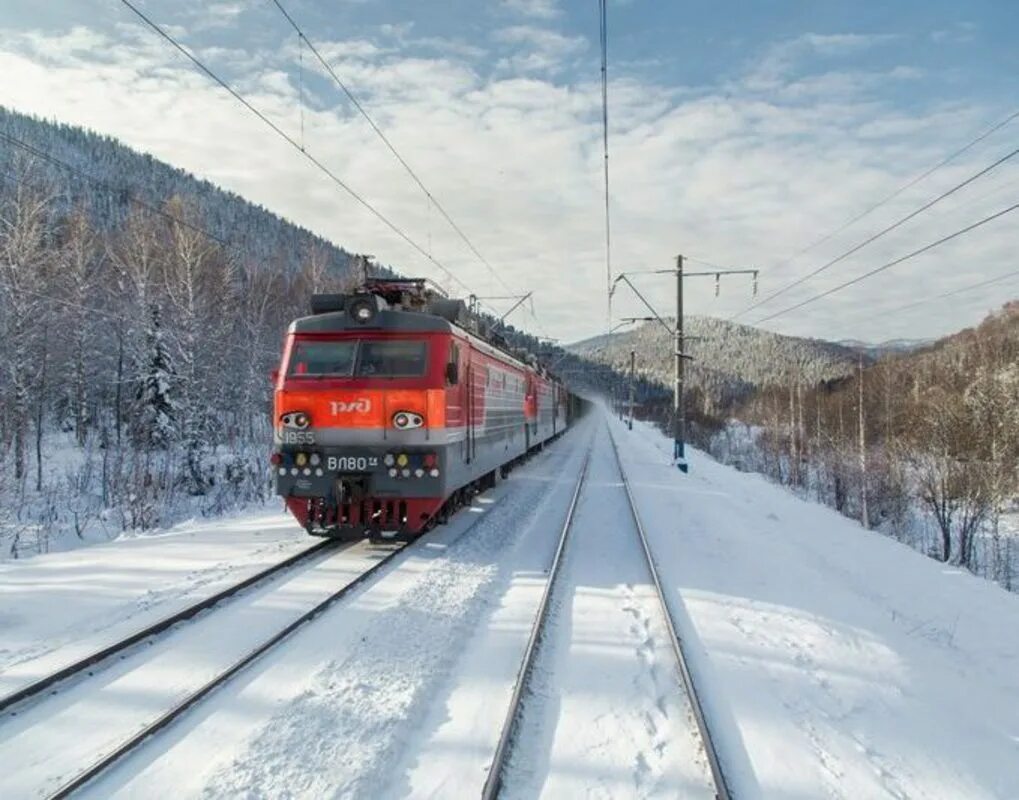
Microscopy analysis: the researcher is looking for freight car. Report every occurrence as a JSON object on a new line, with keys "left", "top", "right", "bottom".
{"left": 271, "top": 278, "right": 579, "bottom": 540}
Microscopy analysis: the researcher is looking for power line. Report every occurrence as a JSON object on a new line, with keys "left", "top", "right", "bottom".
{"left": 749, "top": 106, "right": 1019, "bottom": 301}
{"left": 598, "top": 0, "right": 612, "bottom": 329}
{"left": 735, "top": 143, "right": 1019, "bottom": 321}
{"left": 754, "top": 200, "right": 1019, "bottom": 326}
{"left": 851, "top": 267, "right": 1019, "bottom": 323}
{"left": 0, "top": 131, "right": 232, "bottom": 248}
{"left": 0, "top": 277, "right": 283, "bottom": 361}
{"left": 117, "top": 0, "right": 479, "bottom": 302}
{"left": 269, "top": 0, "right": 522, "bottom": 301}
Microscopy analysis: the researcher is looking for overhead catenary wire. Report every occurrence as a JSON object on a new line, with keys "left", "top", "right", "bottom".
{"left": 849, "top": 267, "right": 1019, "bottom": 324}
{"left": 741, "top": 106, "right": 1019, "bottom": 312}
{"left": 0, "top": 131, "right": 232, "bottom": 248}
{"left": 754, "top": 200, "right": 1019, "bottom": 326}
{"left": 735, "top": 143, "right": 1019, "bottom": 321}
{"left": 269, "top": 0, "right": 522, "bottom": 302}
{"left": 117, "top": 0, "right": 483, "bottom": 305}
{"left": 0, "top": 275, "right": 283, "bottom": 363}
{"left": 598, "top": 0, "right": 612, "bottom": 330}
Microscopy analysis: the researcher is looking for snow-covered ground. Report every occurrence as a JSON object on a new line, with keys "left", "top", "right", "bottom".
{"left": 0, "top": 510, "right": 309, "bottom": 703}
{"left": 615, "top": 411, "right": 1019, "bottom": 799}
{"left": 499, "top": 421, "right": 714, "bottom": 799}
{"left": 77, "top": 423, "right": 593, "bottom": 799}
{"left": 3, "top": 407, "right": 1018, "bottom": 799}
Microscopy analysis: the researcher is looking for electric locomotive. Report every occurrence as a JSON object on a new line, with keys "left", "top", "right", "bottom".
{"left": 271, "top": 278, "right": 570, "bottom": 539}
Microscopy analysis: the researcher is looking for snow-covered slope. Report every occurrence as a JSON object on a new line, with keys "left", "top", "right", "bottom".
{"left": 569, "top": 316, "right": 861, "bottom": 414}
{"left": 3, "top": 408, "right": 1017, "bottom": 798}
{"left": 614, "top": 412, "right": 1019, "bottom": 798}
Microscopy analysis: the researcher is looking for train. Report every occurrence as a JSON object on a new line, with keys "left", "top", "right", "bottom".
{"left": 271, "top": 277, "right": 582, "bottom": 540}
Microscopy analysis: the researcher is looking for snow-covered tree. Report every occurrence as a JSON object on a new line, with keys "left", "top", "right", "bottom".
{"left": 133, "top": 303, "right": 176, "bottom": 450}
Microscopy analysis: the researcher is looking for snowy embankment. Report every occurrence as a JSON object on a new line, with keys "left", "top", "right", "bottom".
{"left": 0, "top": 511, "right": 307, "bottom": 703}
{"left": 77, "top": 422, "right": 593, "bottom": 799}
{"left": 4, "top": 407, "right": 1018, "bottom": 799}
{"left": 498, "top": 421, "right": 714, "bottom": 799}
{"left": 615, "top": 413, "right": 1019, "bottom": 799}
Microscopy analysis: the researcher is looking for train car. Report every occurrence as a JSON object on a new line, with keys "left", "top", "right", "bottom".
{"left": 271, "top": 278, "right": 572, "bottom": 539}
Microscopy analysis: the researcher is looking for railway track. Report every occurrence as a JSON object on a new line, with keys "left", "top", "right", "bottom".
{"left": 482, "top": 421, "right": 732, "bottom": 799}
{"left": 0, "top": 537, "right": 338, "bottom": 716}
{"left": 32, "top": 487, "right": 512, "bottom": 800}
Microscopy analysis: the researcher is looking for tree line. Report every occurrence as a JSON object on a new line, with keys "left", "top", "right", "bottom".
{"left": 711, "top": 303, "right": 1019, "bottom": 590}
{"left": 0, "top": 161, "right": 357, "bottom": 556}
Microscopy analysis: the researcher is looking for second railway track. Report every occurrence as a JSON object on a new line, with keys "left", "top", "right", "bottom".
{"left": 483, "top": 418, "right": 731, "bottom": 799}
{"left": 0, "top": 537, "right": 338, "bottom": 716}
{"left": 0, "top": 521, "right": 451, "bottom": 799}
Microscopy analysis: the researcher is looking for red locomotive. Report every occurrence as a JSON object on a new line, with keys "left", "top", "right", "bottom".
{"left": 271, "top": 278, "right": 575, "bottom": 539}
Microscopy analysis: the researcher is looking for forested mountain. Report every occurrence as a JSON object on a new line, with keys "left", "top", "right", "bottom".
{"left": 569, "top": 315, "right": 862, "bottom": 415}
{"left": 0, "top": 106, "right": 356, "bottom": 277}
{"left": 727, "top": 302, "right": 1019, "bottom": 587}
{"left": 0, "top": 107, "right": 619, "bottom": 557}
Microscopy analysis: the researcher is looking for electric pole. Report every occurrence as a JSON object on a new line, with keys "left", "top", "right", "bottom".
{"left": 674, "top": 255, "right": 686, "bottom": 471}
{"left": 858, "top": 354, "right": 869, "bottom": 529}
{"left": 670, "top": 255, "right": 758, "bottom": 474}
{"left": 611, "top": 257, "right": 758, "bottom": 474}
{"left": 628, "top": 349, "right": 635, "bottom": 431}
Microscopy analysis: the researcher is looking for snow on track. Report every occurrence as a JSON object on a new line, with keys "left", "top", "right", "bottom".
{"left": 0, "top": 538, "right": 393, "bottom": 799}
{"left": 0, "top": 511, "right": 309, "bottom": 703}
{"left": 612, "top": 410, "right": 1019, "bottom": 799}
{"left": 78, "top": 423, "right": 592, "bottom": 799}
{"left": 499, "top": 421, "right": 714, "bottom": 800}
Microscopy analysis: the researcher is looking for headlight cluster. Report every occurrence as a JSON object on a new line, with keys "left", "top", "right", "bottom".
{"left": 280, "top": 411, "right": 310, "bottom": 429}
{"left": 392, "top": 411, "right": 424, "bottom": 430}
{"left": 383, "top": 451, "right": 439, "bottom": 479}
{"left": 271, "top": 450, "right": 324, "bottom": 477}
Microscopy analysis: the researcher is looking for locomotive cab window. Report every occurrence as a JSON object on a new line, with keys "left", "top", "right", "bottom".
{"left": 288, "top": 340, "right": 356, "bottom": 376}
{"left": 355, "top": 340, "right": 428, "bottom": 377}
{"left": 446, "top": 343, "right": 460, "bottom": 385}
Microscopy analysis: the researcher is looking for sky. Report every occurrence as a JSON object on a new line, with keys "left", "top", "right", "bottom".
{"left": 0, "top": 0, "right": 1016, "bottom": 344}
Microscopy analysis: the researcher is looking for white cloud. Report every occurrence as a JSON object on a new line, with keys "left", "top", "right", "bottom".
{"left": 501, "top": 0, "right": 561, "bottom": 20}
{"left": 198, "top": 2, "right": 246, "bottom": 29}
{"left": 745, "top": 31, "right": 902, "bottom": 93}
{"left": 493, "top": 25, "right": 587, "bottom": 74}
{"left": 0, "top": 22, "right": 1012, "bottom": 345}
{"left": 494, "top": 25, "right": 585, "bottom": 54}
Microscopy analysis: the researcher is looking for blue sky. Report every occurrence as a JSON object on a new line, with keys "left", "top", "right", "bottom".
{"left": 1, "top": 0, "right": 1016, "bottom": 343}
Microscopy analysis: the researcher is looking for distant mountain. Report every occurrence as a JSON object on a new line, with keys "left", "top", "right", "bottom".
{"left": 837, "top": 338, "right": 933, "bottom": 359}
{"left": 569, "top": 316, "right": 862, "bottom": 414}
{"left": 0, "top": 106, "right": 356, "bottom": 278}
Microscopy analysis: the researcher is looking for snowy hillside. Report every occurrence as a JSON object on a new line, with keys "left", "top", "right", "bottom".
{"left": 0, "top": 106, "right": 356, "bottom": 277}
{"left": 0, "top": 109, "right": 618, "bottom": 559}
{"left": 570, "top": 315, "right": 862, "bottom": 414}
{"left": 3, "top": 409, "right": 1018, "bottom": 798}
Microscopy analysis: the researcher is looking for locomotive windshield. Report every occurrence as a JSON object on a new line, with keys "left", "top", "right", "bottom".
{"left": 288, "top": 339, "right": 428, "bottom": 377}
{"left": 288, "top": 340, "right": 357, "bottom": 376}
{"left": 356, "top": 341, "right": 427, "bottom": 376}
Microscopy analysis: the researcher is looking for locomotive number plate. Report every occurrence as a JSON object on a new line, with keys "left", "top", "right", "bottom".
{"left": 280, "top": 430, "right": 315, "bottom": 445}
{"left": 327, "top": 456, "right": 379, "bottom": 472}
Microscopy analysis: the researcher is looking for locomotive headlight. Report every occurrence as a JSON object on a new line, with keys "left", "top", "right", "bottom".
{"left": 348, "top": 296, "right": 377, "bottom": 325}
{"left": 396, "top": 453, "right": 409, "bottom": 467}
{"left": 281, "top": 411, "right": 310, "bottom": 430}
{"left": 383, "top": 453, "right": 395, "bottom": 467}
{"left": 295, "top": 452, "right": 308, "bottom": 467}
{"left": 309, "top": 453, "right": 321, "bottom": 467}
{"left": 392, "top": 411, "right": 424, "bottom": 430}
